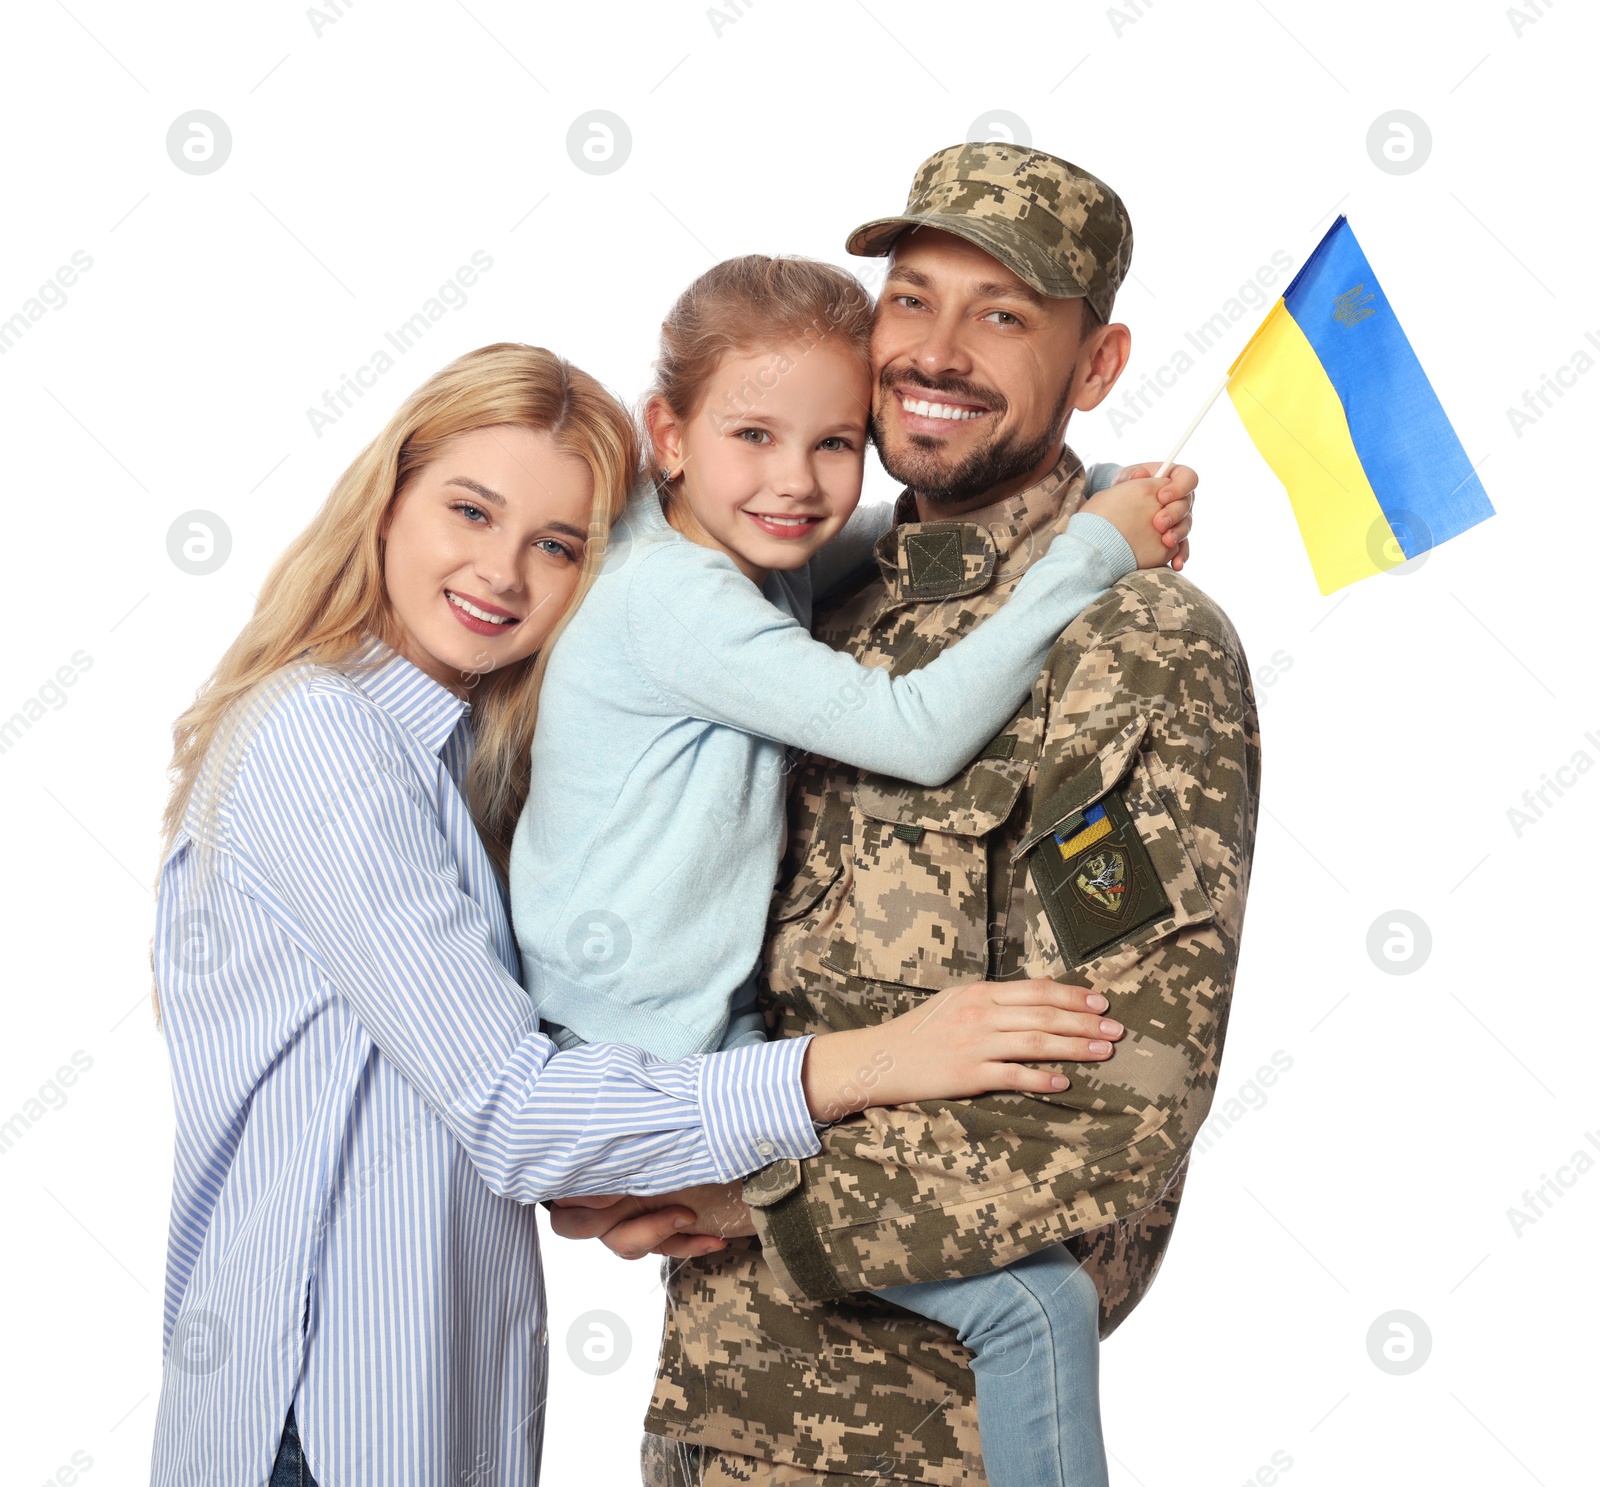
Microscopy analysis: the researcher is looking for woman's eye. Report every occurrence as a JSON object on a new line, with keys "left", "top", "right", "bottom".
{"left": 736, "top": 428, "right": 772, "bottom": 444}
{"left": 535, "top": 537, "right": 576, "bottom": 561}
{"left": 452, "top": 502, "right": 489, "bottom": 524}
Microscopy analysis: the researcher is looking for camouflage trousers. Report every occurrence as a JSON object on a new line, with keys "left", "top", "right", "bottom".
{"left": 642, "top": 1433, "right": 883, "bottom": 1486}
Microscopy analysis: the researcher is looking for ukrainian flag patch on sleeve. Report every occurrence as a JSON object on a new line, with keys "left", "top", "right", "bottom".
{"left": 1053, "top": 802, "right": 1113, "bottom": 860}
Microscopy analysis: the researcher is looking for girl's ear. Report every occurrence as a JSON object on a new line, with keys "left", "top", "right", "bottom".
{"left": 644, "top": 395, "right": 685, "bottom": 479}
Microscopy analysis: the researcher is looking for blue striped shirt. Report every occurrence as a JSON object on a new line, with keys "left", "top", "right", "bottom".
{"left": 149, "top": 642, "right": 819, "bottom": 1486}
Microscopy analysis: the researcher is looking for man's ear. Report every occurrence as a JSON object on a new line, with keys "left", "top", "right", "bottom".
{"left": 644, "top": 395, "right": 686, "bottom": 477}
{"left": 1069, "top": 320, "right": 1132, "bottom": 415}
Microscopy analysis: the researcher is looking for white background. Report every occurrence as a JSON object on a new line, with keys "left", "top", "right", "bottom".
{"left": 2, "top": 1, "right": 1594, "bottom": 1484}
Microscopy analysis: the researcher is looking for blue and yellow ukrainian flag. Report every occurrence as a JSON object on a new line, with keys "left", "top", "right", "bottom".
{"left": 1226, "top": 216, "right": 1494, "bottom": 594}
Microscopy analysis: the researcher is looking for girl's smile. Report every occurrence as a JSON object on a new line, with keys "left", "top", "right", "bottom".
{"left": 646, "top": 338, "right": 872, "bottom": 586}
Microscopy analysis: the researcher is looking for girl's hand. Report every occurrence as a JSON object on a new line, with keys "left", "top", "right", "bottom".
{"left": 801, "top": 978, "right": 1123, "bottom": 1125}
{"left": 1081, "top": 462, "right": 1197, "bottom": 572}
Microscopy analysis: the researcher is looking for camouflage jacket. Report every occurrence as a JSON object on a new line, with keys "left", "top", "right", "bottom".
{"left": 646, "top": 449, "right": 1261, "bottom": 1484}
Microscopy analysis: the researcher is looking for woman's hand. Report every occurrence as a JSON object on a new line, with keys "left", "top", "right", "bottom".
{"left": 549, "top": 981, "right": 1122, "bottom": 1262}
{"left": 548, "top": 1183, "right": 747, "bottom": 1260}
{"left": 550, "top": 980, "right": 1123, "bottom": 1261}
{"left": 800, "top": 978, "right": 1123, "bottom": 1125}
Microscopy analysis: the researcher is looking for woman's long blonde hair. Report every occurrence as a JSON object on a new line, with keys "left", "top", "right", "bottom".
{"left": 161, "top": 341, "right": 639, "bottom": 907}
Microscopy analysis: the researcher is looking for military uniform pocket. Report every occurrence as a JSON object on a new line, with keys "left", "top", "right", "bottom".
{"left": 1015, "top": 715, "right": 1215, "bottom": 970}
{"left": 847, "top": 747, "right": 1029, "bottom": 991}
{"left": 770, "top": 851, "right": 843, "bottom": 926}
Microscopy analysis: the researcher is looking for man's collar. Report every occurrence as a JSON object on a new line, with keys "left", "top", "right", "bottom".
{"left": 342, "top": 635, "right": 471, "bottom": 757}
{"left": 873, "top": 446, "right": 1088, "bottom": 603}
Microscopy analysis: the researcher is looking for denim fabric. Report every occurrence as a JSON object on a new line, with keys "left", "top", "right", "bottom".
{"left": 878, "top": 1244, "right": 1110, "bottom": 1487}
{"left": 269, "top": 1409, "right": 318, "bottom": 1487}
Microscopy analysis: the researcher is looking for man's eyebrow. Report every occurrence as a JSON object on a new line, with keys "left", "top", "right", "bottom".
{"left": 971, "top": 279, "right": 1047, "bottom": 308}
{"left": 444, "top": 476, "right": 504, "bottom": 508}
{"left": 884, "top": 265, "right": 1046, "bottom": 308}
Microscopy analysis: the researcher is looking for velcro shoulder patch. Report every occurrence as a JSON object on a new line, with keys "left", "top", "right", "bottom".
{"left": 904, "top": 530, "right": 964, "bottom": 596}
{"left": 1028, "top": 788, "right": 1172, "bottom": 966}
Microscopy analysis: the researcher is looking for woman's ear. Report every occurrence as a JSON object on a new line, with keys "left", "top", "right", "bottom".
{"left": 377, "top": 480, "right": 406, "bottom": 542}
{"left": 644, "top": 395, "right": 685, "bottom": 479}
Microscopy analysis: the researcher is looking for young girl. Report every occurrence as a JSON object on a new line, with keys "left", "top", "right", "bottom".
{"left": 515, "top": 259, "right": 1192, "bottom": 1486}
{"left": 149, "top": 343, "right": 1113, "bottom": 1487}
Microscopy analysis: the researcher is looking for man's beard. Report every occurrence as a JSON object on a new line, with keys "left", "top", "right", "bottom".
{"left": 869, "top": 369, "right": 1075, "bottom": 509}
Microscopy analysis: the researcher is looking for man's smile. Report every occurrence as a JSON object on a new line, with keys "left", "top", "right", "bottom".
{"left": 887, "top": 382, "right": 1000, "bottom": 438}
{"left": 895, "top": 388, "right": 987, "bottom": 422}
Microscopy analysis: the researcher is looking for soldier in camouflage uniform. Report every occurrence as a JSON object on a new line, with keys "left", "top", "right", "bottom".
{"left": 569, "top": 143, "right": 1261, "bottom": 1485}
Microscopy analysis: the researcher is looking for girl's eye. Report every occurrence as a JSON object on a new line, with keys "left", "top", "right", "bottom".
{"left": 535, "top": 537, "right": 577, "bottom": 561}
{"left": 452, "top": 501, "right": 489, "bottom": 524}
{"left": 736, "top": 428, "right": 772, "bottom": 444}
{"left": 818, "top": 436, "right": 854, "bottom": 453}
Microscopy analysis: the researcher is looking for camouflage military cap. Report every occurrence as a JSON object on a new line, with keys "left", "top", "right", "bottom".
{"left": 846, "top": 142, "right": 1134, "bottom": 322}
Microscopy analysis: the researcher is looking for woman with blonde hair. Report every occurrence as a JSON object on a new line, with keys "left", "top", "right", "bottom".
{"left": 149, "top": 342, "right": 1125, "bottom": 1487}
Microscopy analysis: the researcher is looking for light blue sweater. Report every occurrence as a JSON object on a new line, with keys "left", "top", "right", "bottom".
{"left": 509, "top": 465, "right": 1133, "bottom": 1061}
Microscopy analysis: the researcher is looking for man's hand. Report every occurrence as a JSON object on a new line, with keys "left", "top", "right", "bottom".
{"left": 1085, "top": 461, "right": 1196, "bottom": 571}
{"left": 547, "top": 1182, "right": 753, "bottom": 1260}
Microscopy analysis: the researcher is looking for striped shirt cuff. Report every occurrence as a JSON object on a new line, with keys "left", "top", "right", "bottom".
{"left": 697, "top": 1034, "right": 821, "bottom": 1182}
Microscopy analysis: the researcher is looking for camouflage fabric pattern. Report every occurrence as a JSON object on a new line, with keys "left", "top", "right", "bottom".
{"left": 646, "top": 450, "right": 1261, "bottom": 1484}
{"left": 845, "top": 143, "right": 1134, "bottom": 321}
{"left": 643, "top": 1431, "right": 868, "bottom": 1486}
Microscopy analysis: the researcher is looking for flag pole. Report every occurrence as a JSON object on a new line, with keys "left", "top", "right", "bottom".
{"left": 1152, "top": 211, "right": 1346, "bottom": 479}
{"left": 1154, "top": 371, "right": 1231, "bottom": 478}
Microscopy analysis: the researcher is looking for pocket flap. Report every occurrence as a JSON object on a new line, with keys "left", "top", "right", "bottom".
{"left": 855, "top": 747, "right": 1030, "bottom": 839}
{"left": 770, "top": 855, "right": 842, "bottom": 925}
{"left": 1011, "top": 714, "right": 1150, "bottom": 863}
{"left": 1019, "top": 717, "right": 1216, "bottom": 970}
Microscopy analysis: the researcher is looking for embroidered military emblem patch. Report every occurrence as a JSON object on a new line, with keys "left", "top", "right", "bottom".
{"left": 1073, "top": 845, "right": 1129, "bottom": 917}
{"left": 1027, "top": 785, "right": 1173, "bottom": 967}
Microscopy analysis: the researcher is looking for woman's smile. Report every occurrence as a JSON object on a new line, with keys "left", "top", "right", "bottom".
{"left": 381, "top": 426, "right": 595, "bottom": 694}
{"left": 445, "top": 587, "right": 522, "bottom": 635}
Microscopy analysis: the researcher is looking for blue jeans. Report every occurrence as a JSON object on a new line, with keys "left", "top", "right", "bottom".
{"left": 878, "top": 1244, "right": 1109, "bottom": 1487}
{"left": 269, "top": 1408, "right": 319, "bottom": 1487}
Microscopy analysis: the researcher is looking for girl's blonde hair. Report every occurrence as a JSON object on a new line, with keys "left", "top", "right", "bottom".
{"left": 644, "top": 254, "right": 875, "bottom": 492}
{"left": 161, "top": 341, "right": 639, "bottom": 903}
